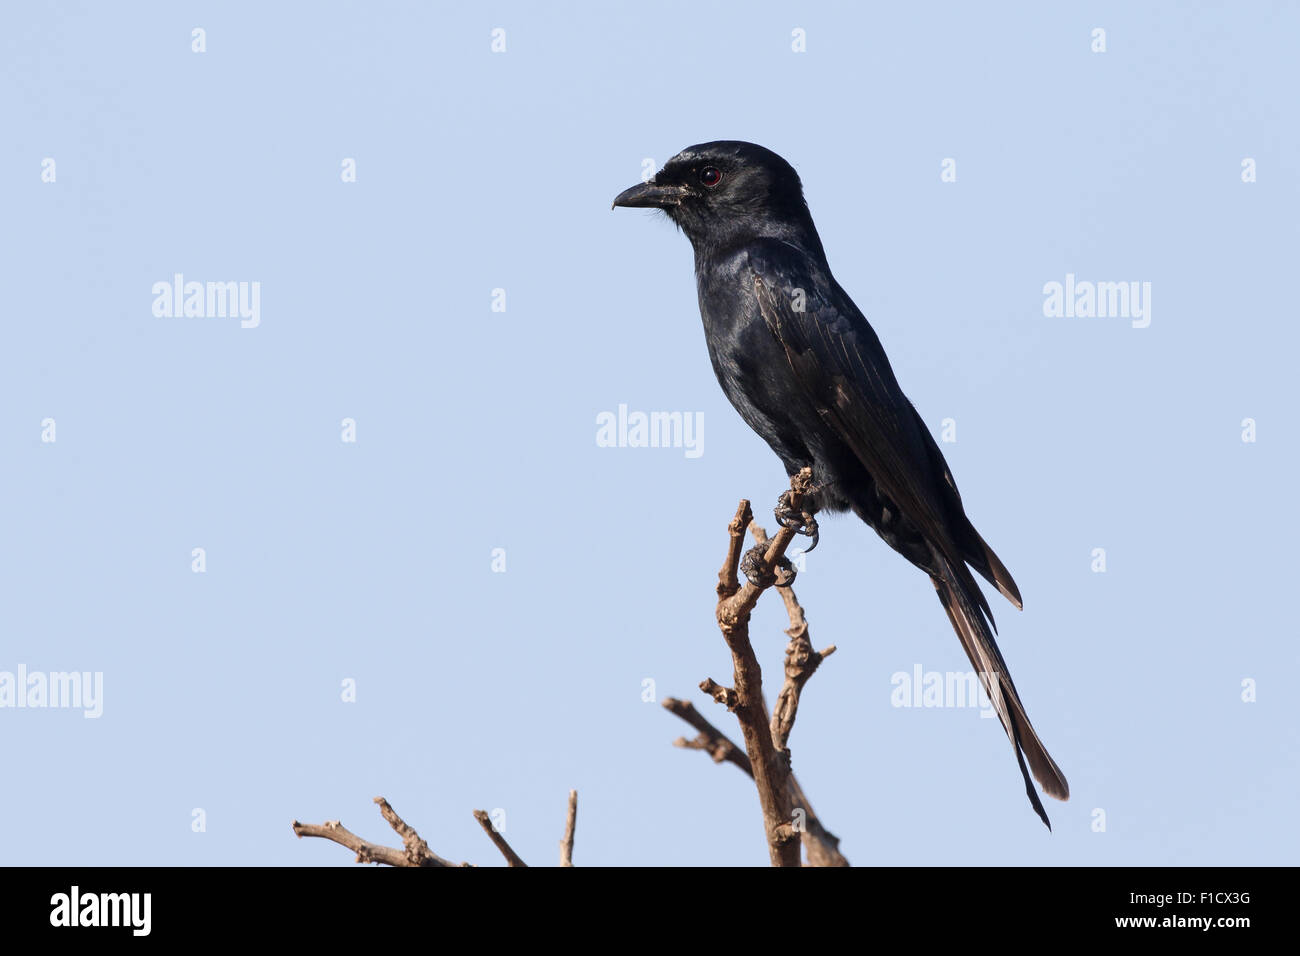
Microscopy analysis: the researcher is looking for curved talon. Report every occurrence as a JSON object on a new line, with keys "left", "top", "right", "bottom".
{"left": 742, "top": 541, "right": 798, "bottom": 589}
{"left": 803, "top": 520, "right": 820, "bottom": 554}
{"left": 774, "top": 490, "right": 820, "bottom": 553}
{"left": 740, "top": 543, "right": 777, "bottom": 588}
{"left": 773, "top": 553, "right": 797, "bottom": 587}
{"left": 775, "top": 509, "right": 803, "bottom": 532}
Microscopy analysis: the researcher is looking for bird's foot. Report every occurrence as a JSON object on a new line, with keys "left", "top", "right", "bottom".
{"left": 740, "top": 542, "right": 797, "bottom": 589}
{"left": 774, "top": 490, "right": 819, "bottom": 553}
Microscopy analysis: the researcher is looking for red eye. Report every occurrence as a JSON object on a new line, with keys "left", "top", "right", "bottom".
{"left": 699, "top": 166, "right": 722, "bottom": 187}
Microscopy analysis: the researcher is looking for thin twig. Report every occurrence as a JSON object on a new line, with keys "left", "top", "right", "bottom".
{"left": 717, "top": 500, "right": 753, "bottom": 600}
{"left": 560, "top": 790, "right": 577, "bottom": 867}
{"left": 291, "top": 797, "right": 463, "bottom": 867}
{"left": 750, "top": 523, "right": 838, "bottom": 754}
{"left": 473, "top": 810, "right": 528, "bottom": 867}
{"left": 663, "top": 697, "right": 753, "bottom": 774}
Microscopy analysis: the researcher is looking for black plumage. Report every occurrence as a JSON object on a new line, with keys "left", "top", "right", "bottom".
{"left": 614, "top": 141, "right": 1068, "bottom": 827}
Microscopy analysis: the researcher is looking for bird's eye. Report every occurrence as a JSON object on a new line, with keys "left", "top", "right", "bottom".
{"left": 699, "top": 166, "right": 722, "bottom": 187}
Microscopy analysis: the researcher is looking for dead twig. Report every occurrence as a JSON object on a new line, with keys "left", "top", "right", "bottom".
{"left": 473, "top": 809, "right": 528, "bottom": 867}
{"left": 700, "top": 469, "right": 816, "bottom": 867}
{"left": 668, "top": 468, "right": 848, "bottom": 865}
{"left": 560, "top": 790, "right": 577, "bottom": 867}
{"left": 291, "top": 797, "right": 464, "bottom": 867}
{"left": 750, "top": 522, "right": 838, "bottom": 755}
{"left": 295, "top": 794, "right": 577, "bottom": 867}
{"left": 664, "top": 697, "right": 753, "bottom": 774}
{"left": 663, "top": 696, "right": 848, "bottom": 866}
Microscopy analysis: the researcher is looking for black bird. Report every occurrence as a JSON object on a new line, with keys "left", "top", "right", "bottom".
{"left": 613, "top": 141, "right": 1068, "bottom": 827}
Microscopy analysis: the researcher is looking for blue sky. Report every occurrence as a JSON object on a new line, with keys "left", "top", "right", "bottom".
{"left": 1, "top": 1, "right": 1296, "bottom": 865}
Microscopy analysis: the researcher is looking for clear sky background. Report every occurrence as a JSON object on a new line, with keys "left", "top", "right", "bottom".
{"left": 1, "top": 2, "right": 1296, "bottom": 866}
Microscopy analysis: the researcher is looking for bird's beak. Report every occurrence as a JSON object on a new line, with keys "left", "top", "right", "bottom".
{"left": 611, "top": 181, "right": 690, "bottom": 210}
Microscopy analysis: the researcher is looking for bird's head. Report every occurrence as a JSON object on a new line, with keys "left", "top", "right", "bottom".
{"left": 613, "top": 141, "right": 818, "bottom": 253}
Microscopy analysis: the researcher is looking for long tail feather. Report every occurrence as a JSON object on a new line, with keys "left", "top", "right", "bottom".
{"left": 970, "top": 529, "right": 1023, "bottom": 611}
{"left": 930, "top": 556, "right": 1068, "bottom": 828}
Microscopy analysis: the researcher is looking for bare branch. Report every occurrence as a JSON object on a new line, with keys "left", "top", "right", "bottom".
{"left": 372, "top": 797, "right": 443, "bottom": 866}
{"left": 700, "top": 676, "right": 740, "bottom": 711}
{"left": 294, "top": 475, "right": 846, "bottom": 869}
{"left": 717, "top": 499, "right": 753, "bottom": 600}
{"left": 473, "top": 810, "right": 528, "bottom": 867}
{"left": 663, "top": 469, "right": 850, "bottom": 865}
{"left": 663, "top": 697, "right": 753, "bottom": 774}
{"left": 789, "top": 775, "right": 849, "bottom": 867}
{"left": 751, "top": 522, "right": 848, "bottom": 867}
{"left": 292, "top": 798, "right": 463, "bottom": 867}
{"left": 663, "top": 695, "right": 848, "bottom": 866}
{"left": 560, "top": 790, "right": 577, "bottom": 867}
{"left": 699, "top": 469, "right": 818, "bottom": 867}
{"left": 746, "top": 521, "right": 836, "bottom": 751}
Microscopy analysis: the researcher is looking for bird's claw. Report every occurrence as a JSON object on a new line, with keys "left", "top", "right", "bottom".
{"left": 740, "top": 543, "right": 775, "bottom": 588}
{"left": 740, "top": 542, "right": 797, "bottom": 589}
{"left": 775, "top": 491, "right": 819, "bottom": 553}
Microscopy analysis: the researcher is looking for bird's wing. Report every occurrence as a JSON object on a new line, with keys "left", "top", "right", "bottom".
{"left": 910, "top": 403, "right": 1024, "bottom": 610}
{"left": 747, "top": 245, "right": 972, "bottom": 585}
{"left": 753, "top": 247, "right": 1022, "bottom": 615}
{"left": 749, "top": 244, "right": 1068, "bottom": 821}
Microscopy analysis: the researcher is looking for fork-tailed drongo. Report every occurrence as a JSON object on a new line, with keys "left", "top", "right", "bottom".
{"left": 614, "top": 141, "right": 1068, "bottom": 828}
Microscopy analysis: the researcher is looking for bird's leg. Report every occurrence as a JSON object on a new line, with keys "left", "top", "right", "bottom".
{"left": 774, "top": 489, "right": 820, "bottom": 553}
